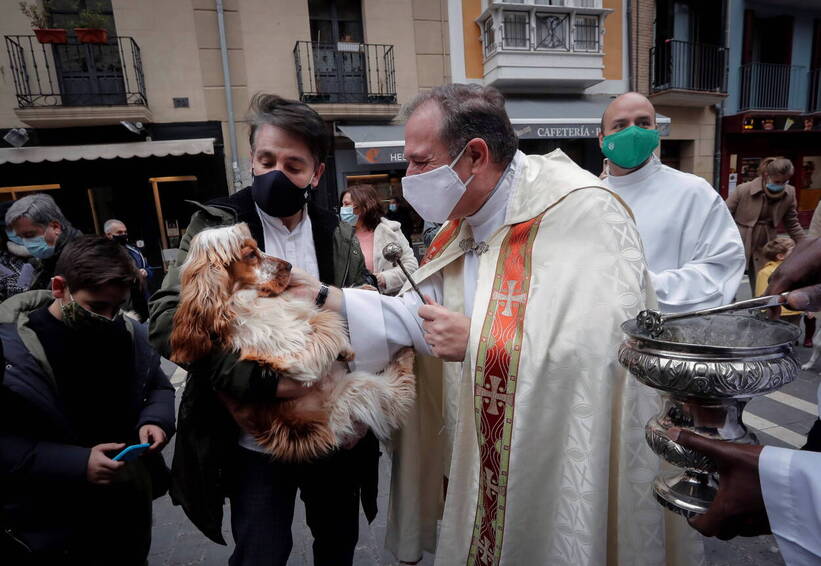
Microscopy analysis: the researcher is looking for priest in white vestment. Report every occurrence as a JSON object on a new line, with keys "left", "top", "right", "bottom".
{"left": 286, "top": 84, "right": 701, "bottom": 566}
{"left": 599, "top": 92, "right": 745, "bottom": 314}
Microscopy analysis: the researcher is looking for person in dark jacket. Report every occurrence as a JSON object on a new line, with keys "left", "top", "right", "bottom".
{"left": 0, "top": 201, "right": 38, "bottom": 302}
{"left": 0, "top": 236, "right": 175, "bottom": 566}
{"left": 104, "top": 218, "right": 153, "bottom": 321}
{"left": 5, "top": 193, "right": 82, "bottom": 291}
{"left": 149, "top": 93, "right": 376, "bottom": 566}
{"left": 385, "top": 196, "right": 415, "bottom": 244}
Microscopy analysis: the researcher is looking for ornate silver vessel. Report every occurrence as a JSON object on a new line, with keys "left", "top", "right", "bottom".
{"left": 619, "top": 313, "right": 800, "bottom": 517}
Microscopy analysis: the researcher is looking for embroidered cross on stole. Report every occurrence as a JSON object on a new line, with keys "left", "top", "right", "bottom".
{"left": 467, "top": 212, "right": 545, "bottom": 566}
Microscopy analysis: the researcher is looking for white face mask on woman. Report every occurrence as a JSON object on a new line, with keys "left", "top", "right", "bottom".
{"left": 401, "top": 143, "right": 474, "bottom": 223}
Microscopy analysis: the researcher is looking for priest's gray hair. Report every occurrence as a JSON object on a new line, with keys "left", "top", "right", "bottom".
{"left": 6, "top": 193, "right": 70, "bottom": 229}
{"left": 401, "top": 84, "right": 518, "bottom": 166}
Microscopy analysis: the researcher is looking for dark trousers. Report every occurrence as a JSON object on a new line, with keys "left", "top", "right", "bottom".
{"left": 228, "top": 446, "right": 362, "bottom": 566}
{"left": 803, "top": 419, "right": 821, "bottom": 453}
{"left": 1, "top": 468, "right": 153, "bottom": 566}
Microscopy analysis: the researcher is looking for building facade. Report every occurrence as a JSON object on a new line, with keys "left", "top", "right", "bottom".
{"left": 633, "top": 0, "right": 727, "bottom": 185}
{"left": 0, "top": 0, "right": 449, "bottom": 267}
{"left": 719, "top": 0, "right": 821, "bottom": 226}
{"left": 349, "top": 0, "right": 674, "bottom": 184}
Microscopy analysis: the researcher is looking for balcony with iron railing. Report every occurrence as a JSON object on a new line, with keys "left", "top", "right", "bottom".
{"left": 739, "top": 63, "right": 808, "bottom": 112}
{"left": 4, "top": 35, "right": 150, "bottom": 127}
{"left": 293, "top": 41, "right": 398, "bottom": 119}
{"left": 649, "top": 40, "right": 728, "bottom": 106}
{"left": 485, "top": 0, "right": 603, "bottom": 8}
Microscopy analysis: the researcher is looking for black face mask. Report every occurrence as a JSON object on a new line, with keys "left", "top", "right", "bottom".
{"left": 251, "top": 170, "right": 311, "bottom": 218}
{"left": 112, "top": 234, "right": 128, "bottom": 246}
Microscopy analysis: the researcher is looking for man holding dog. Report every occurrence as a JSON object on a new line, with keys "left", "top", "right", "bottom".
{"left": 287, "top": 84, "right": 699, "bottom": 565}
{"left": 149, "top": 95, "right": 376, "bottom": 566}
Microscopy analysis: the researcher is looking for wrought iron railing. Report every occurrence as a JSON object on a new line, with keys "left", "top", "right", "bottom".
{"left": 485, "top": 11, "right": 603, "bottom": 55}
{"left": 500, "top": 0, "right": 602, "bottom": 6}
{"left": 739, "top": 62, "right": 807, "bottom": 111}
{"left": 293, "top": 41, "right": 396, "bottom": 105}
{"left": 4, "top": 35, "right": 147, "bottom": 108}
{"left": 810, "top": 69, "right": 821, "bottom": 113}
{"left": 650, "top": 40, "right": 727, "bottom": 94}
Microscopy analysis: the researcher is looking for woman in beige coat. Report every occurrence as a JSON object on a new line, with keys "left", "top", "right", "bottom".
{"left": 340, "top": 184, "right": 419, "bottom": 295}
{"left": 726, "top": 157, "right": 805, "bottom": 293}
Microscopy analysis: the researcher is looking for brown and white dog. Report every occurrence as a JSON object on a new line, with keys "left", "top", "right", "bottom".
{"left": 170, "top": 223, "right": 415, "bottom": 462}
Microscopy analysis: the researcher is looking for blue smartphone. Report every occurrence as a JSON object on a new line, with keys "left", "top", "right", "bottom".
{"left": 112, "top": 443, "right": 151, "bottom": 462}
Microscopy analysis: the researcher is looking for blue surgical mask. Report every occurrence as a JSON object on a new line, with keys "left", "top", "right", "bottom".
{"left": 766, "top": 183, "right": 786, "bottom": 194}
{"left": 388, "top": 204, "right": 398, "bottom": 212}
{"left": 340, "top": 206, "right": 358, "bottom": 225}
{"left": 5, "top": 230, "right": 24, "bottom": 246}
{"left": 23, "top": 235, "right": 55, "bottom": 259}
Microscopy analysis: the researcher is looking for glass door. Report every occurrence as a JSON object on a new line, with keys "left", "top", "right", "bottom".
{"left": 49, "top": 0, "right": 126, "bottom": 106}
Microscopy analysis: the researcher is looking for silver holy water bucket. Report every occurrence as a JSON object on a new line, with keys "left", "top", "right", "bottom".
{"left": 619, "top": 313, "right": 800, "bottom": 517}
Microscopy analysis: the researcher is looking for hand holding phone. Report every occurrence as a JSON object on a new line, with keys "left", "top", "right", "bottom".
{"left": 112, "top": 443, "right": 151, "bottom": 462}
{"left": 86, "top": 443, "right": 126, "bottom": 485}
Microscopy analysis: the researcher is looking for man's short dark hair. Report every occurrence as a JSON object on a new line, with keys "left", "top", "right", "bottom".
{"left": 55, "top": 236, "right": 137, "bottom": 291}
{"left": 401, "top": 84, "right": 518, "bottom": 166}
{"left": 247, "top": 93, "right": 330, "bottom": 167}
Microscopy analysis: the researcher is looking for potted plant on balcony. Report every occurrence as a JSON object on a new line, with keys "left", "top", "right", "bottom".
{"left": 73, "top": 8, "right": 109, "bottom": 44}
{"left": 19, "top": 1, "right": 66, "bottom": 44}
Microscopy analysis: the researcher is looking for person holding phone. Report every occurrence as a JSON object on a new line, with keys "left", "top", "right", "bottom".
{"left": 0, "top": 236, "right": 175, "bottom": 565}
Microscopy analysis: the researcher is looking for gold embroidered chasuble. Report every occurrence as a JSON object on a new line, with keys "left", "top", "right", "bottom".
{"left": 386, "top": 150, "right": 702, "bottom": 565}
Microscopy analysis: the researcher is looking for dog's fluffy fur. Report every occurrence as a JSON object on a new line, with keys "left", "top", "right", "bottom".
{"left": 170, "top": 223, "right": 415, "bottom": 461}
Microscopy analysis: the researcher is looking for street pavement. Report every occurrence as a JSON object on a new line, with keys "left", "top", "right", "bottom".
{"left": 150, "top": 278, "right": 819, "bottom": 565}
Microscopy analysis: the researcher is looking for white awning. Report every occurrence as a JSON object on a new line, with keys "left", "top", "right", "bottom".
{"left": 0, "top": 138, "right": 216, "bottom": 165}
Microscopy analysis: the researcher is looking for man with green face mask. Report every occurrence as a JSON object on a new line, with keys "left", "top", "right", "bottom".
{"left": 599, "top": 92, "right": 745, "bottom": 313}
{"left": 0, "top": 236, "right": 175, "bottom": 565}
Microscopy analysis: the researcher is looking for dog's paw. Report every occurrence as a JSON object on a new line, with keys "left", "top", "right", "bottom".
{"left": 802, "top": 362, "right": 814, "bottom": 370}
{"left": 337, "top": 348, "right": 356, "bottom": 362}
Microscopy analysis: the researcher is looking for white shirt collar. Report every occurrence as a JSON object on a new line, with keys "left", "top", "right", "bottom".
{"left": 255, "top": 204, "right": 309, "bottom": 235}
{"left": 465, "top": 150, "right": 524, "bottom": 242}
{"left": 603, "top": 154, "right": 662, "bottom": 188}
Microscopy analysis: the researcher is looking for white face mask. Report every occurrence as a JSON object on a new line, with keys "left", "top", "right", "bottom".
{"left": 401, "top": 143, "right": 474, "bottom": 223}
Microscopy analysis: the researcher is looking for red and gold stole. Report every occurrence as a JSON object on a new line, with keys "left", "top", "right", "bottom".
{"left": 467, "top": 212, "right": 545, "bottom": 566}
{"left": 420, "top": 219, "right": 463, "bottom": 266}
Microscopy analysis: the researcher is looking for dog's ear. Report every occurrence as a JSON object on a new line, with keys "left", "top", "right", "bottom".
{"left": 170, "top": 236, "right": 235, "bottom": 365}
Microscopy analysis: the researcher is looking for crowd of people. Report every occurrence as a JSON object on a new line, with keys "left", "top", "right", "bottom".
{"left": 0, "top": 84, "right": 819, "bottom": 566}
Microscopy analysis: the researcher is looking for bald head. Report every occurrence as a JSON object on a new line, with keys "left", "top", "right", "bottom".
{"left": 600, "top": 92, "right": 657, "bottom": 136}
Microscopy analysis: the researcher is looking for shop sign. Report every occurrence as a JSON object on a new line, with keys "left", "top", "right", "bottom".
{"left": 513, "top": 124, "right": 602, "bottom": 139}
{"left": 356, "top": 146, "right": 406, "bottom": 165}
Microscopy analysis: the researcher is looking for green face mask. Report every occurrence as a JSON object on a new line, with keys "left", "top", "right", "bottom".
{"left": 61, "top": 295, "right": 123, "bottom": 333}
{"left": 601, "top": 125, "right": 660, "bottom": 169}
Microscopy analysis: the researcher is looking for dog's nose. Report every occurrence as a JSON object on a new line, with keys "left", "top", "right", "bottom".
{"left": 283, "top": 261, "right": 292, "bottom": 271}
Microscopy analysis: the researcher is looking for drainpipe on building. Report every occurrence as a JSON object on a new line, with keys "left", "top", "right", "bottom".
{"left": 713, "top": 101, "right": 724, "bottom": 192}
{"left": 217, "top": 0, "right": 242, "bottom": 193}
{"left": 713, "top": 0, "right": 729, "bottom": 193}
{"left": 626, "top": 0, "right": 634, "bottom": 91}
